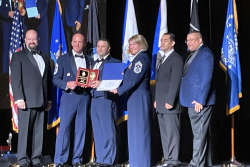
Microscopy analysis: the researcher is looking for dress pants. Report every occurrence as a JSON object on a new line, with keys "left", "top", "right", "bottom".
{"left": 157, "top": 113, "right": 180, "bottom": 166}
{"left": 54, "top": 92, "right": 90, "bottom": 164}
{"left": 91, "top": 97, "right": 117, "bottom": 165}
{"left": 17, "top": 108, "right": 44, "bottom": 166}
{"left": 188, "top": 106, "right": 213, "bottom": 167}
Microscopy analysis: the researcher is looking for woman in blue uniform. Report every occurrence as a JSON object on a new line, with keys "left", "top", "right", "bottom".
{"left": 111, "top": 34, "right": 152, "bottom": 167}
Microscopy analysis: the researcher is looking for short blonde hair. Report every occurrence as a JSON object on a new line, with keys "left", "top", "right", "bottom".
{"left": 129, "top": 34, "right": 148, "bottom": 51}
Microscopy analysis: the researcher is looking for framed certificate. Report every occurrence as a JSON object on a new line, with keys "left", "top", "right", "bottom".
{"left": 76, "top": 68, "right": 99, "bottom": 87}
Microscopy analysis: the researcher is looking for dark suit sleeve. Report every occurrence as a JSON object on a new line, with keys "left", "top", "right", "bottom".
{"left": 77, "top": 0, "right": 85, "bottom": 23}
{"left": 0, "top": 3, "right": 10, "bottom": 19}
{"left": 39, "top": 0, "right": 48, "bottom": 21}
{"left": 195, "top": 52, "right": 214, "bottom": 105}
{"left": 165, "top": 56, "right": 183, "bottom": 106}
{"left": 10, "top": 53, "right": 25, "bottom": 101}
{"left": 53, "top": 56, "right": 67, "bottom": 90}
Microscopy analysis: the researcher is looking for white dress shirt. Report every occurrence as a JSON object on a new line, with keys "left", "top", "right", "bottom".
{"left": 72, "top": 50, "right": 86, "bottom": 70}
{"left": 93, "top": 54, "right": 109, "bottom": 69}
{"left": 161, "top": 49, "right": 174, "bottom": 64}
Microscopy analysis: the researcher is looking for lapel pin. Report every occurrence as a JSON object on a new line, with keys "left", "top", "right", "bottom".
{"left": 67, "top": 73, "right": 70, "bottom": 76}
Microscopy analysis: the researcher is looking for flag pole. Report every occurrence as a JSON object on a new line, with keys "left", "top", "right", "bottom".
{"left": 208, "top": 0, "right": 212, "bottom": 49}
{"left": 222, "top": 113, "right": 244, "bottom": 167}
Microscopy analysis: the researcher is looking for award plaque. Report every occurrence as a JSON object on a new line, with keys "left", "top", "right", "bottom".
{"left": 76, "top": 68, "right": 99, "bottom": 87}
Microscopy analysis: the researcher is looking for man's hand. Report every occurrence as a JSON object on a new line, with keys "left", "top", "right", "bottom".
{"left": 91, "top": 81, "right": 101, "bottom": 89}
{"left": 21, "top": 9, "right": 26, "bottom": 16}
{"left": 154, "top": 101, "right": 156, "bottom": 108}
{"left": 192, "top": 100, "right": 203, "bottom": 113}
{"left": 17, "top": 101, "right": 26, "bottom": 109}
{"left": 35, "top": 14, "right": 40, "bottom": 19}
{"left": 66, "top": 81, "right": 77, "bottom": 90}
{"left": 110, "top": 88, "right": 118, "bottom": 94}
{"left": 45, "top": 101, "right": 52, "bottom": 111}
{"left": 8, "top": 11, "right": 14, "bottom": 18}
{"left": 165, "top": 103, "right": 173, "bottom": 110}
{"left": 75, "top": 20, "right": 81, "bottom": 31}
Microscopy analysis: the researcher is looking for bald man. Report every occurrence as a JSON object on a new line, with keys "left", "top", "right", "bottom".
{"left": 11, "top": 30, "right": 52, "bottom": 167}
{"left": 53, "top": 34, "right": 93, "bottom": 167}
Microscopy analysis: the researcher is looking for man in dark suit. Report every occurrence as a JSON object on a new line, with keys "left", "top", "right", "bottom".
{"left": 154, "top": 33, "right": 183, "bottom": 167}
{"left": 10, "top": 30, "right": 52, "bottom": 167}
{"left": 90, "top": 38, "right": 120, "bottom": 167}
{"left": 61, "top": 0, "right": 85, "bottom": 51}
{"left": 179, "top": 31, "right": 215, "bottom": 167}
{"left": 23, "top": 0, "right": 49, "bottom": 54}
{"left": 53, "top": 33, "right": 92, "bottom": 167}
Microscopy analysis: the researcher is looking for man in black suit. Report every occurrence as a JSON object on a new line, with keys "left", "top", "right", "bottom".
{"left": 154, "top": 33, "right": 183, "bottom": 167}
{"left": 10, "top": 30, "right": 52, "bottom": 167}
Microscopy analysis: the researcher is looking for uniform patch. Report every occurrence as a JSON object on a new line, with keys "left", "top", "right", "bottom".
{"left": 134, "top": 61, "right": 142, "bottom": 74}
{"left": 54, "top": 63, "right": 58, "bottom": 75}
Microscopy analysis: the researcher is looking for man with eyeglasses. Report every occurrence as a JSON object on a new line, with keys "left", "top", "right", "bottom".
{"left": 180, "top": 31, "right": 216, "bottom": 167}
{"left": 53, "top": 33, "right": 92, "bottom": 167}
{"left": 10, "top": 30, "right": 52, "bottom": 167}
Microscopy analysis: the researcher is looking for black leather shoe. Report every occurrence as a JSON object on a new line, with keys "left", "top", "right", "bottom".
{"left": 73, "top": 162, "right": 82, "bottom": 167}
{"left": 33, "top": 163, "right": 45, "bottom": 167}
{"left": 95, "top": 163, "right": 110, "bottom": 167}
{"left": 19, "top": 164, "right": 30, "bottom": 167}
{"left": 167, "top": 164, "right": 179, "bottom": 167}
{"left": 156, "top": 162, "right": 168, "bottom": 167}
{"left": 56, "top": 163, "right": 64, "bottom": 167}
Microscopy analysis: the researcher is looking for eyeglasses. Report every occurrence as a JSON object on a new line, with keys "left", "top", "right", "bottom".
{"left": 185, "top": 38, "right": 199, "bottom": 43}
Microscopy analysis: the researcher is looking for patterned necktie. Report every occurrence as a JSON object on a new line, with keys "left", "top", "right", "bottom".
{"left": 157, "top": 55, "right": 166, "bottom": 69}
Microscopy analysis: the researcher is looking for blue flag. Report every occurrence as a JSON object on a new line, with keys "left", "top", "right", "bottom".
{"left": 151, "top": 0, "right": 168, "bottom": 80}
{"left": 47, "top": 0, "right": 67, "bottom": 129}
{"left": 220, "top": 0, "right": 242, "bottom": 115}
{"left": 116, "top": 0, "right": 138, "bottom": 125}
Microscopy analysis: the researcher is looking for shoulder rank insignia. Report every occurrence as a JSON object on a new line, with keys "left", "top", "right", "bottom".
{"left": 134, "top": 61, "right": 142, "bottom": 74}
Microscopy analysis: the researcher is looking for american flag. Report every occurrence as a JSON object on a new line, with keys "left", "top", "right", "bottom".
{"left": 9, "top": 1, "right": 25, "bottom": 133}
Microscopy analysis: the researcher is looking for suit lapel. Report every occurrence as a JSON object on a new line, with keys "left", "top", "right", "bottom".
{"left": 156, "top": 51, "right": 174, "bottom": 80}
{"left": 25, "top": 48, "right": 41, "bottom": 76}
{"left": 69, "top": 52, "right": 77, "bottom": 77}
{"left": 183, "top": 45, "right": 205, "bottom": 76}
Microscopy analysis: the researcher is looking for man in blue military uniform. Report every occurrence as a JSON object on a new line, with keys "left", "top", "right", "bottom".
{"left": 61, "top": 0, "right": 85, "bottom": 51}
{"left": 53, "top": 33, "right": 92, "bottom": 167}
{"left": 90, "top": 38, "right": 120, "bottom": 167}
{"left": 0, "top": 0, "right": 25, "bottom": 73}
{"left": 22, "top": 0, "right": 49, "bottom": 54}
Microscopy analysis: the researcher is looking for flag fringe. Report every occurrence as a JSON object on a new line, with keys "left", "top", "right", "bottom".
{"left": 47, "top": 117, "right": 60, "bottom": 130}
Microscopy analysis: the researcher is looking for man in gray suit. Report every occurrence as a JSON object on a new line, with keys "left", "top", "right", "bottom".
{"left": 154, "top": 33, "right": 183, "bottom": 167}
